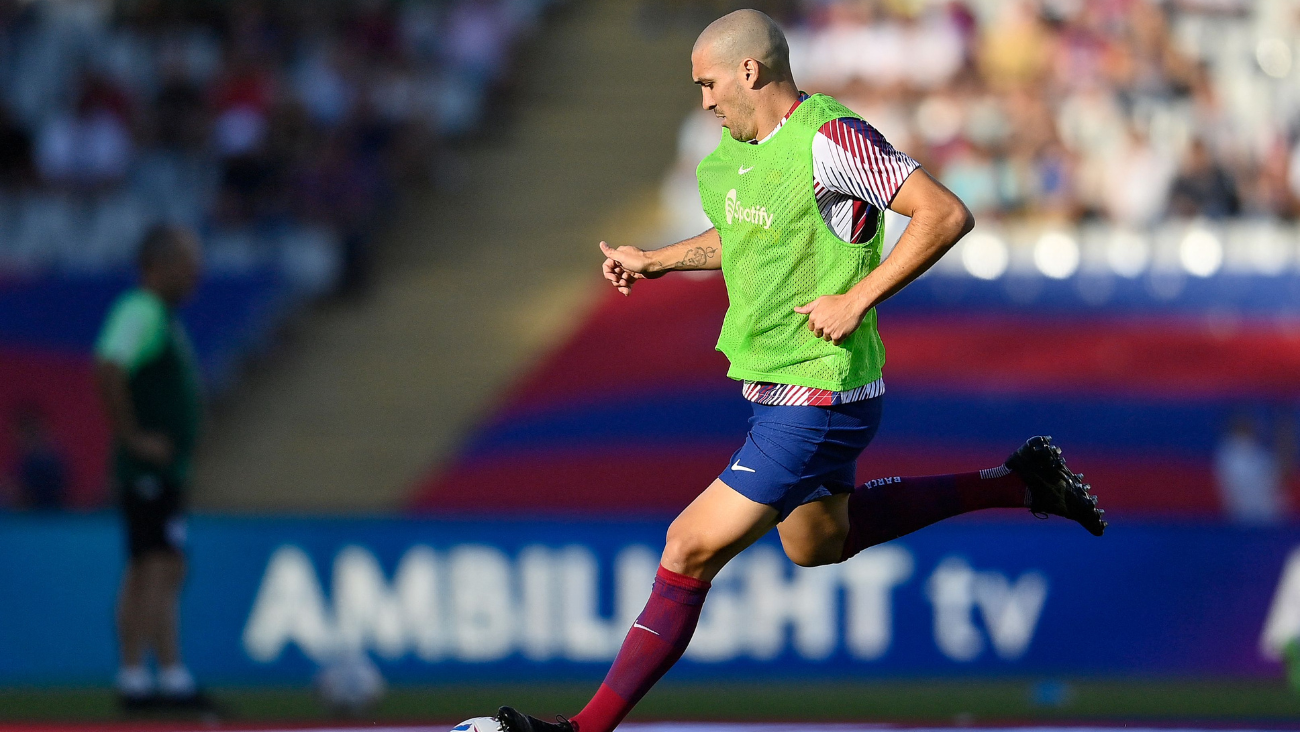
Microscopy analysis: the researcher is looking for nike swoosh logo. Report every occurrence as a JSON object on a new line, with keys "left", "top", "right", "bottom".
{"left": 738, "top": 165, "right": 754, "bottom": 175}
{"left": 731, "top": 461, "right": 756, "bottom": 473}
{"left": 632, "top": 622, "right": 660, "bottom": 636}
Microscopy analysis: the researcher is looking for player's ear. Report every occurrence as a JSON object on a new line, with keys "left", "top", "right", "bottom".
{"left": 740, "top": 58, "right": 761, "bottom": 88}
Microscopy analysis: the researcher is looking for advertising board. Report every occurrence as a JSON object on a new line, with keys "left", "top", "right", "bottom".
{"left": 0, "top": 516, "right": 1294, "bottom": 684}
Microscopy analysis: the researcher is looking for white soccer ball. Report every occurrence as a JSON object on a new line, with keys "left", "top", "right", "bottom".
{"left": 452, "top": 718, "right": 502, "bottom": 732}
{"left": 314, "top": 650, "right": 386, "bottom": 715}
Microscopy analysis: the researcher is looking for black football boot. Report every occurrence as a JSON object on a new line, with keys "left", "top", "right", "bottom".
{"left": 1005, "top": 435, "right": 1107, "bottom": 536}
{"left": 497, "top": 707, "right": 576, "bottom": 732}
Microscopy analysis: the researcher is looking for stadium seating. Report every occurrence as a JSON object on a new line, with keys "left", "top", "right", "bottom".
{"left": 0, "top": 0, "right": 562, "bottom": 509}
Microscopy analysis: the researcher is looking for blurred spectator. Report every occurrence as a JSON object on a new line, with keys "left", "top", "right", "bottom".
{"left": 210, "top": 57, "right": 275, "bottom": 159}
{"left": 444, "top": 0, "right": 511, "bottom": 82}
{"left": 1026, "top": 141, "right": 1076, "bottom": 219}
{"left": 293, "top": 45, "right": 357, "bottom": 128}
{"left": 348, "top": 0, "right": 401, "bottom": 61}
{"left": 0, "top": 102, "right": 33, "bottom": 188}
{"left": 35, "top": 72, "right": 134, "bottom": 188}
{"left": 152, "top": 66, "right": 208, "bottom": 152}
{"left": 0, "top": 104, "right": 34, "bottom": 189}
{"left": 0, "top": 0, "right": 559, "bottom": 286}
{"left": 1214, "top": 411, "right": 1293, "bottom": 525}
{"left": 291, "top": 127, "right": 385, "bottom": 292}
{"left": 978, "top": 1, "right": 1051, "bottom": 90}
{"left": 3, "top": 405, "right": 69, "bottom": 511}
{"left": 1168, "top": 138, "right": 1240, "bottom": 218}
{"left": 940, "top": 143, "right": 1001, "bottom": 216}
{"left": 1102, "top": 125, "right": 1174, "bottom": 227}
{"left": 1251, "top": 136, "right": 1297, "bottom": 219}
{"left": 439, "top": 0, "right": 513, "bottom": 134}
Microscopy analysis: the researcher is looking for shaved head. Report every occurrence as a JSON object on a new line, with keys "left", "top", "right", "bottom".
{"left": 693, "top": 9, "right": 791, "bottom": 79}
{"left": 137, "top": 224, "right": 202, "bottom": 306}
{"left": 137, "top": 225, "right": 197, "bottom": 272}
{"left": 691, "top": 9, "right": 799, "bottom": 142}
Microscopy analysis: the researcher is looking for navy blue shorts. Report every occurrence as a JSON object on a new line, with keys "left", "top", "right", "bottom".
{"left": 718, "top": 396, "right": 883, "bottom": 519}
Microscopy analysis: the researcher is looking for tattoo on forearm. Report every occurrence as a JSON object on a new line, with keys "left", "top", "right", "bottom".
{"left": 675, "top": 246, "right": 717, "bottom": 269}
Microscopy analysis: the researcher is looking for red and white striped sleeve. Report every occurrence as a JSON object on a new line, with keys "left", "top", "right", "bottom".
{"left": 812, "top": 117, "right": 919, "bottom": 211}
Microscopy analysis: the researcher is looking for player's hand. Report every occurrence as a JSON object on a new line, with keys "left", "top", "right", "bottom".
{"left": 599, "top": 241, "right": 658, "bottom": 296}
{"left": 794, "top": 294, "right": 868, "bottom": 346}
{"left": 126, "top": 431, "right": 173, "bottom": 467}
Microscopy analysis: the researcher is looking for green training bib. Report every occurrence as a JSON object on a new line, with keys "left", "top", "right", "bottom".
{"left": 697, "top": 93, "right": 886, "bottom": 391}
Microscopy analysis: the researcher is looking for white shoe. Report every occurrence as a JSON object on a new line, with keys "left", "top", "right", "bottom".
{"left": 157, "top": 664, "right": 196, "bottom": 698}
{"left": 115, "top": 665, "right": 154, "bottom": 699}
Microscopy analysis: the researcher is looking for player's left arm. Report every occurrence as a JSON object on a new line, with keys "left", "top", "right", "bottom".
{"left": 599, "top": 227, "right": 722, "bottom": 296}
{"left": 797, "top": 169, "right": 973, "bottom": 344}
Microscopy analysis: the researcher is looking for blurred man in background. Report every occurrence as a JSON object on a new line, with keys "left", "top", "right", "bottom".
{"left": 94, "top": 225, "right": 205, "bottom": 708}
{"left": 1169, "top": 138, "right": 1240, "bottom": 219}
{"left": 3, "top": 404, "right": 68, "bottom": 510}
{"left": 1215, "top": 410, "right": 1294, "bottom": 525}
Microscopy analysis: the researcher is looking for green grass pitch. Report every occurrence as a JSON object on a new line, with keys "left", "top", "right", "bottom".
{"left": 0, "top": 680, "right": 1297, "bottom": 724}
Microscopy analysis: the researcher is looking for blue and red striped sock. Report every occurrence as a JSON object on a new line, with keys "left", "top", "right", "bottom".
{"left": 840, "top": 468, "right": 1027, "bottom": 561}
{"left": 571, "top": 566, "right": 709, "bottom": 732}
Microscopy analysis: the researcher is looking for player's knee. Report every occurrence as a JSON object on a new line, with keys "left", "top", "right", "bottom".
{"left": 662, "top": 522, "right": 722, "bottom": 576}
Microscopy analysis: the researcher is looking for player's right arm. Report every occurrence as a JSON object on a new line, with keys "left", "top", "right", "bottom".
{"left": 94, "top": 294, "right": 173, "bottom": 466}
{"left": 599, "top": 228, "right": 721, "bottom": 296}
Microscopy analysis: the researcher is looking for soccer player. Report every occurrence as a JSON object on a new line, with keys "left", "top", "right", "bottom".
{"left": 497, "top": 11, "right": 1105, "bottom": 732}
{"left": 95, "top": 225, "right": 205, "bottom": 708}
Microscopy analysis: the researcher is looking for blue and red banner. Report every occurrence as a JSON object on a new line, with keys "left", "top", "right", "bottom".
{"left": 413, "top": 273, "right": 1300, "bottom": 518}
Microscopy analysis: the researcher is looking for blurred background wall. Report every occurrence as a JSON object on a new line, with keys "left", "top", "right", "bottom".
{"left": 1, "top": 0, "right": 1300, "bottom": 695}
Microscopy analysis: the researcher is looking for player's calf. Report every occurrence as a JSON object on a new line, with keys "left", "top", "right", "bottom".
{"left": 781, "top": 539, "right": 844, "bottom": 567}
{"left": 777, "top": 494, "right": 851, "bottom": 567}
{"left": 836, "top": 436, "right": 1106, "bottom": 561}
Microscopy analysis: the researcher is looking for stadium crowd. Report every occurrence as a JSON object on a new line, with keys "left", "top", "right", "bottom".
{"left": 0, "top": 0, "right": 561, "bottom": 512}
{"left": 664, "top": 0, "right": 1300, "bottom": 229}
{"left": 0, "top": 0, "right": 557, "bottom": 290}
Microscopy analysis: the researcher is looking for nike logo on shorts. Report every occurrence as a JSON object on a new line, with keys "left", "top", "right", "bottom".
{"left": 632, "top": 622, "right": 660, "bottom": 636}
{"left": 731, "top": 461, "right": 756, "bottom": 473}
{"left": 738, "top": 165, "right": 754, "bottom": 175}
